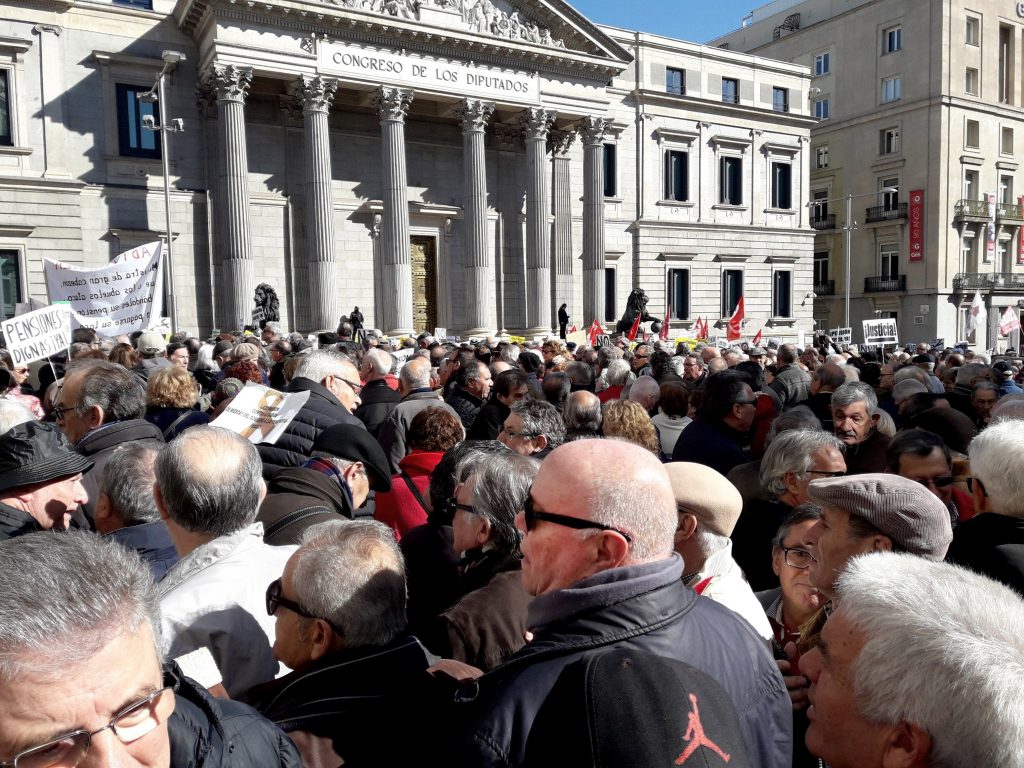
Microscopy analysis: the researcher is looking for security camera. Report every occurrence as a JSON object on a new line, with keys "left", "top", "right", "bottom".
{"left": 162, "top": 50, "right": 186, "bottom": 65}
{"left": 141, "top": 114, "right": 157, "bottom": 130}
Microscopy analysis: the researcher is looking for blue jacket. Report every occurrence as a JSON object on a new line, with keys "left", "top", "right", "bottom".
{"left": 107, "top": 521, "right": 179, "bottom": 581}
{"left": 443, "top": 556, "right": 791, "bottom": 768}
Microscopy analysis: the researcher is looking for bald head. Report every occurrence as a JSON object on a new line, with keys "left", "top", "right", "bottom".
{"left": 628, "top": 376, "right": 660, "bottom": 412}
{"left": 400, "top": 357, "right": 432, "bottom": 391}
{"left": 700, "top": 347, "right": 722, "bottom": 363}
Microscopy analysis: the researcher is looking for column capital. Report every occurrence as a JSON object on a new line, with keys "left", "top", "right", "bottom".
{"left": 579, "top": 115, "right": 609, "bottom": 146}
{"left": 289, "top": 76, "right": 338, "bottom": 114}
{"left": 373, "top": 87, "right": 413, "bottom": 122}
{"left": 492, "top": 122, "right": 522, "bottom": 150}
{"left": 520, "top": 107, "right": 555, "bottom": 141}
{"left": 455, "top": 99, "right": 495, "bottom": 133}
{"left": 195, "top": 84, "right": 218, "bottom": 119}
{"left": 548, "top": 129, "right": 577, "bottom": 157}
{"left": 203, "top": 65, "right": 253, "bottom": 104}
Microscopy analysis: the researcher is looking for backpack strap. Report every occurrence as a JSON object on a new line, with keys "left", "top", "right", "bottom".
{"left": 162, "top": 410, "right": 196, "bottom": 441}
{"left": 400, "top": 472, "right": 430, "bottom": 513}
{"left": 263, "top": 505, "right": 333, "bottom": 542}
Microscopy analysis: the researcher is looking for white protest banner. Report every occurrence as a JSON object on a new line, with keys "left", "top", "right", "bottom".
{"left": 999, "top": 305, "right": 1022, "bottom": 336}
{"left": 828, "top": 327, "right": 853, "bottom": 345}
{"left": 862, "top": 318, "right": 899, "bottom": 347}
{"left": 1, "top": 304, "right": 72, "bottom": 366}
{"left": 44, "top": 242, "right": 164, "bottom": 336}
{"left": 210, "top": 383, "right": 311, "bottom": 445}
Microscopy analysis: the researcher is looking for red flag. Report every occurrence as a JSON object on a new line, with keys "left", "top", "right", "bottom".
{"left": 694, "top": 317, "right": 705, "bottom": 340}
{"left": 568, "top": 324, "right": 577, "bottom": 333}
{"left": 752, "top": 329, "right": 762, "bottom": 347}
{"left": 727, "top": 296, "right": 745, "bottom": 341}
{"left": 627, "top": 312, "right": 642, "bottom": 341}
{"left": 659, "top": 304, "right": 671, "bottom": 341}
{"left": 588, "top": 319, "right": 605, "bottom": 347}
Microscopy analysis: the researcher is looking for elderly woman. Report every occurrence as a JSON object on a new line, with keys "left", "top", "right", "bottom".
{"left": 0, "top": 350, "right": 44, "bottom": 419}
{"left": 421, "top": 449, "right": 537, "bottom": 671}
{"left": 144, "top": 365, "right": 209, "bottom": 440}
{"left": 602, "top": 399, "right": 661, "bottom": 457}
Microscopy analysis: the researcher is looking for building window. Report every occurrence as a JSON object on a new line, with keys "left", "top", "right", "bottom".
{"left": 881, "top": 177, "right": 899, "bottom": 211}
{"left": 964, "top": 169, "right": 979, "bottom": 200}
{"left": 0, "top": 70, "right": 11, "bottom": 148}
{"left": 882, "top": 76, "right": 901, "bottom": 102}
{"left": 813, "top": 97, "right": 830, "bottom": 120}
{"left": 1002, "top": 126, "right": 1014, "bottom": 155}
{"left": 722, "top": 77, "right": 739, "bottom": 104}
{"left": 666, "top": 67, "right": 685, "bottom": 95}
{"left": 1000, "top": 175, "right": 1014, "bottom": 205}
{"left": 113, "top": 0, "right": 154, "bottom": 7}
{"left": 664, "top": 150, "right": 688, "bottom": 201}
{"left": 719, "top": 156, "right": 742, "bottom": 205}
{"left": 772, "top": 87, "right": 789, "bottom": 113}
{"left": 815, "top": 144, "right": 829, "bottom": 169}
{"left": 999, "top": 24, "right": 1014, "bottom": 105}
{"left": 814, "top": 51, "right": 830, "bottom": 76}
{"left": 0, "top": 249, "right": 20, "bottom": 321}
{"left": 811, "top": 189, "right": 829, "bottom": 222}
{"left": 966, "top": 67, "right": 979, "bottom": 95}
{"left": 813, "top": 251, "right": 829, "bottom": 287}
{"left": 772, "top": 271, "right": 792, "bottom": 318}
{"left": 884, "top": 25, "right": 902, "bottom": 53}
{"left": 603, "top": 143, "right": 616, "bottom": 198}
{"left": 722, "top": 270, "right": 743, "bottom": 317}
{"left": 115, "top": 83, "right": 160, "bottom": 159}
{"left": 667, "top": 268, "right": 690, "bottom": 320}
{"left": 880, "top": 127, "right": 900, "bottom": 155}
{"left": 604, "top": 267, "right": 616, "bottom": 323}
{"left": 879, "top": 243, "right": 899, "bottom": 279}
{"left": 966, "top": 16, "right": 980, "bottom": 46}
{"left": 770, "top": 162, "right": 793, "bottom": 209}
{"left": 966, "top": 119, "right": 980, "bottom": 148}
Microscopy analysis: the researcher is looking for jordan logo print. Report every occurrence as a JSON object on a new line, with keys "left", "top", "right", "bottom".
{"left": 675, "top": 693, "right": 731, "bottom": 765}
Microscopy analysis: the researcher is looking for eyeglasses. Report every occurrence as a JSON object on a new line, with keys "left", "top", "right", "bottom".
{"left": 266, "top": 578, "right": 323, "bottom": 622}
{"left": 782, "top": 547, "right": 815, "bottom": 569}
{"left": 915, "top": 476, "right": 957, "bottom": 489}
{"left": 500, "top": 427, "right": 538, "bottom": 439}
{"left": 50, "top": 404, "right": 74, "bottom": 421}
{"left": 804, "top": 469, "right": 846, "bottom": 478}
{"left": 332, "top": 376, "right": 363, "bottom": 395}
{"left": 733, "top": 399, "right": 758, "bottom": 407}
{"left": 447, "top": 497, "right": 477, "bottom": 516}
{"left": 523, "top": 491, "right": 633, "bottom": 543}
{"left": 0, "top": 686, "right": 175, "bottom": 768}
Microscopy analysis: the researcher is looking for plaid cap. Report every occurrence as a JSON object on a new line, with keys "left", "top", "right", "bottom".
{"left": 808, "top": 473, "right": 953, "bottom": 560}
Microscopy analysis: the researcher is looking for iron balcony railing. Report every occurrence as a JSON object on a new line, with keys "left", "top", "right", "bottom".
{"left": 814, "top": 280, "right": 836, "bottom": 296}
{"left": 998, "top": 203, "right": 1024, "bottom": 221}
{"left": 865, "top": 203, "right": 908, "bottom": 223}
{"left": 954, "top": 199, "right": 991, "bottom": 220}
{"left": 810, "top": 214, "right": 836, "bottom": 230}
{"left": 953, "top": 272, "right": 1024, "bottom": 290}
{"left": 864, "top": 274, "right": 906, "bottom": 292}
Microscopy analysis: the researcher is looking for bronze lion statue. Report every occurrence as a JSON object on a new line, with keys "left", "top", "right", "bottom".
{"left": 616, "top": 287, "right": 662, "bottom": 335}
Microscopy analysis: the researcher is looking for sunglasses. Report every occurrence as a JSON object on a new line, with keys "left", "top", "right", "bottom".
{"left": 523, "top": 490, "right": 632, "bottom": 543}
{"left": 266, "top": 578, "right": 318, "bottom": 621}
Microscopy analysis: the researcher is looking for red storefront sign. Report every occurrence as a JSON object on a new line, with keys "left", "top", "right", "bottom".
{"left": 908, "top": 189, "right": 924, "bottom": 262}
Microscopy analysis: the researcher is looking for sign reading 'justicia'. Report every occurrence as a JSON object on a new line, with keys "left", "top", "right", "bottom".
{"left": 318, "top": 41, "right": 540, "bottom": 105}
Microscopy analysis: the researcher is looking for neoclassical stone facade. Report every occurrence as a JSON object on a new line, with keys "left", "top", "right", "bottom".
{"left": 0, "top": 0, "right": 815, "bottom": 340}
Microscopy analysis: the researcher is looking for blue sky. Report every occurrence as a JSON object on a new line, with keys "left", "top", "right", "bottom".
{"left": 568, "top": 0, "right": 757, "bottom": 44}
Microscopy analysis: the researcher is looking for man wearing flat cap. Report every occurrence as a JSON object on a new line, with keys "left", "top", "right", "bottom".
{"left": 0, "top": 421, "right": 92, "bottom": 540}
{"left": 666, "top": 462, "right": 773, "bottom": 642}
{"left": 258, "top": 422, "right": 393, "bottom": 546}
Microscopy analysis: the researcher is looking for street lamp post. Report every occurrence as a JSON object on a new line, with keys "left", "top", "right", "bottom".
{"left": 140, "top": 50, "right": 186, "bottom": 334}
{"left": 808, "top": 186, "right": 897, "bottom": 328}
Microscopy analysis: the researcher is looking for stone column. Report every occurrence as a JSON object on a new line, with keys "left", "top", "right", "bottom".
{"left": 550, "top": 129, "right": 576, "bottom": 329}
{"left": 455, "top": 98, "right": 495, "bottom": 336}
{"left": 373, "top": 87, "right": 414, "bottom": 336}
{"left": 581, "top": 116, "right": 609, "bottom": 326}
{"left": 205, "top": 65, "right": 254, "bottom": 330}
{"left": 290, "top": 76, "right": 339, "bottom": 331}
{"left": 522, "top": 108, "right": 555, "bottom": 335}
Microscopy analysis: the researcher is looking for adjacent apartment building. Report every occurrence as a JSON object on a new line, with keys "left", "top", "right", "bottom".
{"left": 0, "top": 0, "right": 813, "bottom": 340}
{"left": 714, "top": 0, "right": 1024, "bottom": 351}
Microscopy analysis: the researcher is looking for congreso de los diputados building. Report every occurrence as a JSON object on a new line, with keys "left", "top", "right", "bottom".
{"left": 1, "top": 0, "right": 816, "bottom": 339}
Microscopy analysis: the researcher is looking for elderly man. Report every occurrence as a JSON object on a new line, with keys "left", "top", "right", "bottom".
{"left": 562, "top": 389, "right": 602, "bottom": 441}
{"left": 665, "top": 462, "right": 773, "bottom": 641}
{"left": 498, "top": 399, "right": 565, "bottom": 459}
{"left": 95, "top": 442, "right": 178, "bottom": 580}
{"left": 769, "top": 344, "right": 811, "bottom": 408}
{"left": 970, "top": 381, "right": 999, "bottom": 427}
{"left": 885, "top": 428, "right": 971, "bottom": 527}
{"left": 245, "top": 520, "right": 430, "bottom": 768}
{"left": 802, "top": 552, "right": 1024, "bottom": 768}
{"left": 379, "top": 357, "right": 460, "bottom": 471}
{"left": 830, "top": 381, "right": 890, "bottom": 474}
{"left": 445, "top": 439, "right": 790, "bottom": 768}
{"left": 258, "top": 423, "right": 392, "bottom": 545}
{"left": 257, "top": 349, "right": 365, "bottom": 477}
{"left": 947, "top": 420, "right": 1024, "bottom": 593}
{"left": 353, "top": 348, "right": 400, "bottom": 438}
{"left": 467, "top": 368, "right": 531, "bottom": 440}
{"left": 0, "top": 421, "right": 91, "bottom": 540}
{"left": 156, "top": 426, "right": 296, "bottom": 697}
{"left": 445, "top": 359, "right": 492, "bottom": 430}
{"left": 627, "top": 374, "right": 660, "bottom": 416}
{"left": 132, "top": 330, "right": 172, "bottom": 382}
{"left": 672, "top": 370, "right": 756, "bottom": 475}
{"left": 54, "top": 359, "right": 163, "bottom": 521}
{"left": 682, "top": 354, "right": 707, "bottom": 387}
{"left": 0, "top": 532, "right": 302, "bottom": 768}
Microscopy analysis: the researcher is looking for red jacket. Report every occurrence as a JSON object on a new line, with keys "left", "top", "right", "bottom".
{"left": 374, "top": 450, "right": 444, "bottom": 541}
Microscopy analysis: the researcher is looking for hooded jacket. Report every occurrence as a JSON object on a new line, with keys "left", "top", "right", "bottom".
{"left": 257, "top": 467, "right": 354, "bottom": 546}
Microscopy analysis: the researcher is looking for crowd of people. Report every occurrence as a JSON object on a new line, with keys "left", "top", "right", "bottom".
{"left": 0, "top": 319, "right": 1023, "bottom": 768}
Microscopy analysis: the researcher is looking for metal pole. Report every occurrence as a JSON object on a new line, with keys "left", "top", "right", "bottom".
{"left": 844, "top": 192, "right": 852, "bottom": 328}
{"left": 157, "top": 70, "right": 177, "bottom": 333}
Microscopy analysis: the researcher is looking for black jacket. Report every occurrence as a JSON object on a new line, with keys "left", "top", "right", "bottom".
{"left": 671, "top": 417, "right": 749, "bottom": 476}
{"left": 256, "top": 377, "right": 364, "bottom": 478}
{"left": 947, "top": 512, "right": 1024, "bottom": 595}
{"left": 445, "top": 385, "right": 484, "bottom": 431}
{"left": 442, "top": 556, "right": 791, "bottom": 768}
{"left": 0, "top": 500, "right": 42, "bottom": 542}
{"left": 167, "top": 665, "right": 302, "bottom": 768}
{"left": 467, "top": 396, "right": 509, "bottom": 441}
{"left": 78, "top": 419, "right": 165, "bottom": 522}
{"left": 257, "top": 467, "right": 354, "bottom": 546}
{"left": 353, "top": 379, "right": 400, "bottom": 438}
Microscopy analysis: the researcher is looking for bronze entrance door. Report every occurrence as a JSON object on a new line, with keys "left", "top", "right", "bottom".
{"left": 410, "top": 236, "right": 438, "bottom": 334}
